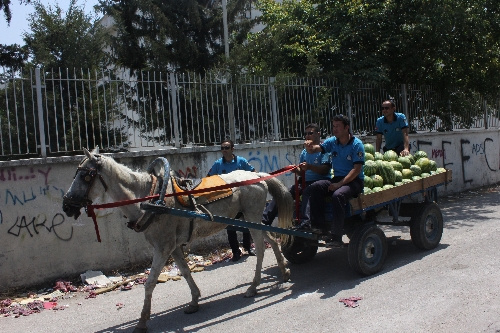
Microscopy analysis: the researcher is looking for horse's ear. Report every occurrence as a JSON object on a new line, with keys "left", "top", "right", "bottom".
{"left": 83, "top": 147, "right": 92, "bottom": 159}
{"left": 92, "top": 146, "right": 100, "bottom": 154}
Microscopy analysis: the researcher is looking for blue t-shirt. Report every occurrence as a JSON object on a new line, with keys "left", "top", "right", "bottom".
{"left": 375, "top": 113, "right": 409, "bottom": 150}
{"left": 320, "top": 136, "right": 365, "bottom": 180}
{"left": 207, "top": 155, "right": 255, "bottom": 176}
{"left": 299, "top": 149, "right": 331, "bottom": 182}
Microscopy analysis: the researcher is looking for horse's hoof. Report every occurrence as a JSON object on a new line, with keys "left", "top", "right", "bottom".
{"left": 184, "top": 304, "right": 199, "bottom": 314}
{"left": 244, "top": 288, "right": 257, "bottom": 298}
{"left": 283, "top": 268, "right": 291, "bottom": 282}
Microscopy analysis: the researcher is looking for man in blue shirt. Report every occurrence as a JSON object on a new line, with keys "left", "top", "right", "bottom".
{"left": 207, "top": 140, "right": 256, "bottom": 262}
{"left": 298, "top": 115, "right": 365, "bottom": 247}
{"left": 375, "top": 100, "right": 410, "bottom": 156}
{"left": 261, "top": 123, "right": 331, "bottom": 225}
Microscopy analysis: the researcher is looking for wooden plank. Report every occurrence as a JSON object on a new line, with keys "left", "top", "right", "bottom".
{"left": 349, "top": 169, "right": 452, "bottom": 211}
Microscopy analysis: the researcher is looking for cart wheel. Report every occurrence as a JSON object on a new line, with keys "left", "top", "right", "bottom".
{"left": 410, "top": 201, "right": 443, "bottom": 250}
{"left": 281, "top": 236, "right": 318, "bottom": 264}
{"left": 348, "top": 224, "right": 388, "bottom": 276}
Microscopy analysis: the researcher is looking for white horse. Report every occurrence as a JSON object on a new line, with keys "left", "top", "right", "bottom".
{"left": 62, "top": 147, "right": 293, "bottom": 332}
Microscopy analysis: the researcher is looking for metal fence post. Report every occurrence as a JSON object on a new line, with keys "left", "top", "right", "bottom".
{"left": 34, "top": 68, "right": 47, "bottom": 157}
{"left": 484, "top": 98, "right": 488, "bottom": 129}
{"left": 401, "top": 84, "right": 409, "bottom": 119}
{"left": 269, "top": 77, "right": 279, "bottom": 141}
{"left": 227, "top": 75, "right": 236, "bottom": 142}
{"left": 169, "top": 73, "right": 181, "bottom": 148}
{"left": 345, "top": 92, "right": 353, "bottom": 132}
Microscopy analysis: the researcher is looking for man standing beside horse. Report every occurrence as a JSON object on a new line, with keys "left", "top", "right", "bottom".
{"left": 207, "top": 139, "right": 256, "bottom": 261}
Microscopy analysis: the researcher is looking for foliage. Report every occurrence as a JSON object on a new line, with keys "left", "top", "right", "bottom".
{"left": 232, "top": 0, "right": 500, "bottom": 128}
{"left": 100, "top": 0, "right": 255, "bottom": 73}
{"left": 24, "top": 0, "right": 110, "bottom": 69}
{"left": 1, "top": 0, "right": 31, "bottom": 24}
{"left": 0, "top": 1, "right": 127, "bottom": 156}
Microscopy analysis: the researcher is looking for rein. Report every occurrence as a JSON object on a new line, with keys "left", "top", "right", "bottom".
{"left": 86, "top": 165, "right": 297, "bottom": 242}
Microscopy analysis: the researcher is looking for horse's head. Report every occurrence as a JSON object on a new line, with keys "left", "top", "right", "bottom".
{"left": 62, "top": 146, "right": 109, "bottom": 219}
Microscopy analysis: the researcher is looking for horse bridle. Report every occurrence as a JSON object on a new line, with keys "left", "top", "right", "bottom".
{"left": 63, "top": 154, "right": 109, "bottom": 208}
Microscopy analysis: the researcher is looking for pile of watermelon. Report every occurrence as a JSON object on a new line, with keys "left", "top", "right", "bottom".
{"left": 363, "top": 143, "right": 446, "bottom": 194}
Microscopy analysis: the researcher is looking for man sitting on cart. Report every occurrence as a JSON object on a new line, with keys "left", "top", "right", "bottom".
{"left": 297, "top": 115, "right": 365, "bottom": 248}
{"left": 261, "top": 123, "right": 331, "bottom": 225}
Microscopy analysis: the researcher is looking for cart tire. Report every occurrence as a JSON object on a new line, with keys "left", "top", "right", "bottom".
{"left": 410, "top": 201, "right": 443, "bottom": 250}
{"left": 281, "top": 236, "right": 318, "bottom": 264}
{"left": 348, "top": 224, "right": 388, "bottom": 276}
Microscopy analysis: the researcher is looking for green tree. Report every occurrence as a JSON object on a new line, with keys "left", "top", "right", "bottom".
{"left": 235, "top": 0, "right": 500, "bottom": 129}
{"left": 25, "top": 0, "right": 110, "bottom": 69}
{"left": 100, "top": 0, "right": 255, "bottom": 73}
{"left": 5, "top": 0, "right": 127, "bottom": 154}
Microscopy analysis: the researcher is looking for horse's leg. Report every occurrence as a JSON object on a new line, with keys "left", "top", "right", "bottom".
{"left": 135, "top": 248, "right": 171, "bottom": 333}
{"left": 170, "top": 246, "right": 201, "bottom": 314}
{"left": 245, "top": 229, "right": 266, "bottom": 297}
{"left": 264, "top": 232, "right": 291, "bottom": 282}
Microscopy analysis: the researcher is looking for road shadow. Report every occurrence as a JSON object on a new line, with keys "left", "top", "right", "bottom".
{"left": 95, "top": 235, "right": 445, "bottom": 333}
{"left": 94, "top": 185, "right": 500, "bottom": 332}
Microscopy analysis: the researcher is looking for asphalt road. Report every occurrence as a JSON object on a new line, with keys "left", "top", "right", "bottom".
{"left": 2, "top": 185, "right": 500, "bottom": 333}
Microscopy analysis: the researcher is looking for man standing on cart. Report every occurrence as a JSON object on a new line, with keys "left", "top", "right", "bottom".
{"left": 297, "top": 115, "right": 365, "bottom": 248}
{"left": 261, "top": 123, "right": 331, "bottom": 225}
{"left": 375, "top": 100, "right": 410, "bottom": 156}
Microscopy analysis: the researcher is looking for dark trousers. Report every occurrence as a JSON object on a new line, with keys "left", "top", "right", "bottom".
{"left": 262, "top": 181, "right": 314, "bottom": 225}
{"left": 383, "top": 143, "right": 409, "bottom": 156}
{"left": 300, "top": 176, "right": 363, "bottom": 236}
{"left": 227, "top": 228, "right": 251, "bottom": 254}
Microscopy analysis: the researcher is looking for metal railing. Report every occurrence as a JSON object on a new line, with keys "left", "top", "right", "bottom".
{"left": 1, "top": 67, "right": 499, "bottom": 159}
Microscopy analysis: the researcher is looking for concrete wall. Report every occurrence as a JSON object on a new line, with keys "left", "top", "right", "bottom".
{"left": 1, "top": 130, "right": 499, "bottom": 291}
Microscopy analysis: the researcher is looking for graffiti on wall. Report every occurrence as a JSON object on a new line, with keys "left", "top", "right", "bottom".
{"left": 247, "top": 150, "right": 280, "bottom": 172}
{"left": 1, "top": 211, "right": 73, "bottom": 241}
{"left": 410, "top": 136, "right": 498, "bottom": 186}
{"left": 0, "top": 167, "right": 52, "bottom": 185}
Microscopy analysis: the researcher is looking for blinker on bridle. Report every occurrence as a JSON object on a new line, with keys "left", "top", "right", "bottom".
{"left": 63, "top": 154, "right": 109, "bottom": 208}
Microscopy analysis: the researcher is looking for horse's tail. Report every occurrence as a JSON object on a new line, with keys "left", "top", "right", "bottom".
{"left": 258, "top": 173, "right": 294, "bottom": 242}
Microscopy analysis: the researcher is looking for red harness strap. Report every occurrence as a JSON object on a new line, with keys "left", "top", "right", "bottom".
{"left": 87, "top": 165, "right": 297, "bottom": 242}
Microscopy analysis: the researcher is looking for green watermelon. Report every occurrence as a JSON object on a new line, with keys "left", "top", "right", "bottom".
{"left": 365, "top": 152, "right": 375, "bottom": 161}
{"left": 402, "top": 168, "right": 413, "bottom": 179}
{"left": 372, "top": 187, "right": 383, "bottom": 193}
{"left": 374, "top": 160, "right": 384, "bottom": 174}
{"left": 363, "top": 187, "right": 372, "bottom": 194}
{"left": 410, "top": 164, "right": 422, "bottom": 176}
{"left": 414, "top": 150, "right": 428, "bottom": 161}
{"left": 429, "top": 160, "right": 437, "bottom": 172}
{"left": 371, "top": 175, "right": 384, "bottom": 188}
{"left": 364, "top": 160, "right": 377, "bottom": 177}
{"left": 364, "top": 143, "right": 375, "bottom": 155}
{"left": 394, "top": 181, "right": 403, "bottom": 186}
{"left": 412, "top": 175, "right": 422, "bottom": 181}
{"left": 364, "top": 176, "right": 374, "bottom": 189}
{"left": 380, "top": 161, "right": 396, "bottom": 185}
{"left": 421, "top": 172, "right": 431, "bottom": 178}
{"left": 394, "top": 170, "right": 403, "bottom": 182}
{"left": 407, "top": 154, "right": 415, "bottom": 165}
{"left": 389, "top": 161, "right": 403, "bottom": 171}
{"left": 382, "top": 184, "right": 394, "bottom": 190}
{"left": 401, "top": 178, "right": 413, "bottom": 184}
{"left": 383, "top": 150, "right": 399, "bottom": 162}
{"left": 398, "top": 156, "right": 411, "bottom": 169}
{"left": 374, "top": 152, "right": 384, "bottom": 160}
{"left": 437, "top": 167, "right": 446, "bottom": 173}
{"left": 415, "top": 157, "right": 432, "bottom": 173}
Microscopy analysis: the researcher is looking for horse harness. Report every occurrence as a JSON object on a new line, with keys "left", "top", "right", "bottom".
{"left": 63, "top": 154, "right": 109, "bottom": 209}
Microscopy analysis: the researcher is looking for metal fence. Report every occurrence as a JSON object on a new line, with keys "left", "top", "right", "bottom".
{"left": 1, "top": 67, "right": 499, "bottom": 159}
